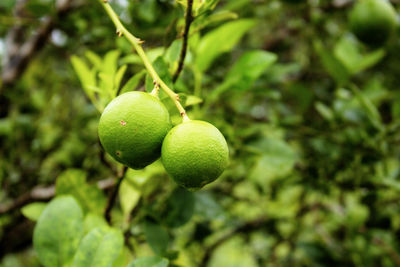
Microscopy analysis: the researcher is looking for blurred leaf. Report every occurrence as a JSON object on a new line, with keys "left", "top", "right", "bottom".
{"left": 127, "top": 256, "right": 169, "bottom": 267}
{"left": 314, "top": 40, "right": 349, "bottom": 85}
{"left": 33, "top": 196, "right": 83, "bottom": 267}
{"left": 55, "top": 169, "right": 107, "bottom": 215}
{"left": 248, "top": 137, "right": 297, "bottom": 185}
{"left": 145, "top": 56, "right": 173, "bottom": 94}
{"left": 85, "top": 50, "right": 103, "bottom": 70}
{"left": 119, "top": 70, "right": 146, "bottom": 95}
{"left": 196, "top": 0, "right": 220, "bottom": 15}
{"left": 143, "top": 221, "right": 169, "bottom": 255}
{"left": 349, "top": 85, "right": 383, "bottom": 130}
{"left": 119, "top": 179, "right": 141, "bottom": 222}
{"left": 315, "top": 102, "right": 335, "bottom": 121}
{"left": 184, "top": 95, "right": 203, "bottom": 106}
{"left": 211, "top": 50, "right": 277, "bottom": 100}
{"left": 72, "top": 227, "right": 124, "bottom": 267}
{"left": 195, "top": 191, "right": 224, "bottom": 220}
{"left": 83, "top": 213, "right": 108, "bottom": 235}
{"left": 21, "top": 202, "right": 47, "bottom": 221}
{"left": 71, "top": 56, "right": 97, "bottom": 95}
{"left": 193, "top": 11, "right": 238, "bottom": 32}
{"left": 208, "top": 236, "right": 258, "bottom": 267}
{"left": 114, "top": 64, "right": 127, "bottom": 94}
{"left": 196, "top": 19, "right": 256, "bottom": 71}
{"left": 102, "top": 50, "right": 120, "bottom": 77}
{"left": 334, "top": 36, "right": 385, "bottom": 75}
{"left": 164, "top": 188, "right": 195, "bottom": 228}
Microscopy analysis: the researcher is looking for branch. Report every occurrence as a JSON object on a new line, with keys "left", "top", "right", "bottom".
{"left": 172, "top": 0, "right": 194, "bottom": 83}
{"left": 1, "top": 0, "right": 77, "bottom": 88}
{"left": 99, "top": 0, "right": 190, "bottom": 122}
{"left": 104, "top": 166, "right": 128, "bottom": 224}
{"left": 0, "top": 178, "right": 116, "bottom": 215}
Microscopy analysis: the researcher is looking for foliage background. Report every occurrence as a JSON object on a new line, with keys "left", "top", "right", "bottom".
{"left": 1, "top": 0, "right": 400, "bottom": 266}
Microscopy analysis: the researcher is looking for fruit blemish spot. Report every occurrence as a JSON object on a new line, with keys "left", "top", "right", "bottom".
{"left": 120, "top": 120, "right": 127, "bottom": 126}
{"left": 116, "top": 150, "right": 121, "bottom": 156}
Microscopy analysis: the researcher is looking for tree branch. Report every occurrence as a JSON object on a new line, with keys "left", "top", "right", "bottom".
{"left": 172, "top": 0, "right": 194, "bottom": 83}
{"left": 1, "top": 0, "right": 76, "bottom": 88}
{"left": 104, "top": 166, "right": 128, "bottom": 224}
{"left": 0, "top": 178, "right": 116, "bottom": 215}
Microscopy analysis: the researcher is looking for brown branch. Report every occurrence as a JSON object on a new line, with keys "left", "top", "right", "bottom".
{"left": 172, "top": 0, "right": 194, "bottom": 83}
{"left": 104, "top": 166, "right": 128, "bottom": 224}
{"left": 0, "top": 178, "right": 116, "bottom": 215}
{"left": 1, "top": 0, "right": 76, "bottom": 88}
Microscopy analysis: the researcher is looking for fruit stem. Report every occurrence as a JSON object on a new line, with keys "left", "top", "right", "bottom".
{"left": 99, "top": 0, "right": 189, "bottom": 121}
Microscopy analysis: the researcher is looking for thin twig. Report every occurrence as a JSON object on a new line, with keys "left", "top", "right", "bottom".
{"left": 0, "top": 178, "right": 116, "bottom": 215}
{"left": 104, "top": 166, "right": 128, "bottom": 224}
{"left": 99, "top": 0, "right": 190, "bottom": 122}
{"left": 172, "top": 0, "right": 194, "bottom": 83}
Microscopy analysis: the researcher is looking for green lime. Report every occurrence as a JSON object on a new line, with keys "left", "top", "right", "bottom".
{"left": 161, "top": 120, "right": 229, "bottom": 190}
{"left": 349, "top": 0, "right": 397, "bottom": 46}
{"left": 98, "top": 91, "right": 171, "bottom": 169}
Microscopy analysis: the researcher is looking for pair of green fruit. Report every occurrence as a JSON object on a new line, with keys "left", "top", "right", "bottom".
{"left": 98, "top": 91, "right": 229, "bottom": 190}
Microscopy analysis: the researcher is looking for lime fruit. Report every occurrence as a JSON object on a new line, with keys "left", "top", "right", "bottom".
{"left": 161, "top": 120, "right": 229, "bottom": 190}
{"left": 349, "top": 0, "right": 397, "bottom": 46}
{"left": 98, "top": 91, "right": 171, "bottom": 169}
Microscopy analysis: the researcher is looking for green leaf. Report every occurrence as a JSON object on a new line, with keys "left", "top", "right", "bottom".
{"left": 83, "top": 213, "right": 108, "bottom": 234}
{"left": 145, "top": 56, "right": 173, "bottom": 94}
{"left": 21, "top": 202, "right": 47, "bottom": 221}
{"left": 194, "top": 11, "right": 238, "bottom": 32}
{"left": 248, "top": 138, "right": 297, "bottom": 185}
{"left": 349, "top": 85, "right": 383, "bottom": 130}
{"left": 314, "top": 40, "right": 349, "bottom": 85}
{"left": 197, "top": 0, "right": 220, "bottom": 15}
{"left": 119, "top": 179, "right": 141, "bottom": 222}
{"left": 114, "top": 64, "right": 127, "bottom": 95}
{"left": 185, "top": 95, "right": 203, "bottom": 107}
{"left": 71, "top": 56, "right": 97, "bottom": 95}
{"left": 208, "top": 236, "right": 258, "bottom": 267}
{"left": 72, "top": 227, "right": 124, "bottom": 267}
{"left": 143, "top": 221, "right": 169, "bottom": 255}
{"left": 33, "top": 196, "right": 84, "bottom": 267}
{"left": 334, "top": 36, "right": 385, "bottom": 75}
{"left": 55, "top": 169, "right": 107, "bottom": 215}
{"left": 166, "top": 39, "right": 182, "bottom": 68}
{"left": 211, "top": 50, "right": 277, "bottom": 100}
{"left": 164, "top": 188, "right": 195, "bottom": 228}
{"left": 102, "top": 50, "right": 120, "bottom": 77}
{"left": 315, "top": 102, "right": 335, "bottom": 121}
{"left": 85, "top": 50, "right": 103, "bottom": 70}
{"left": 196, "top": 19, "right": 256, "bottom": 72}
{"left": 127, "top": 256, "right": 169, "bottom": 267}
{"left": 119, "top": 70, "right": 146, "bottom": 95}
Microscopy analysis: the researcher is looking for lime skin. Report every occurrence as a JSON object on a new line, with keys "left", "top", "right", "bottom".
{"left": 161, "top": 120, "right": 229, "bottom": 190}
{"left": 349, "top": 0, "right": 397, "bottom": 47}
{"left": 98, "top": 91, "right": 171, "bottom": 169}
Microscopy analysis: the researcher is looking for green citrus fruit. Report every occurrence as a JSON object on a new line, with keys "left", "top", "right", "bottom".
{"left": 161, "top": 120, "right": 229, "bottom": 190}
{"left": 349, "top": 0, "right": 397, "bottom": 46}
{"left": 98, "top": 91, "right": 171, "bottom": 169}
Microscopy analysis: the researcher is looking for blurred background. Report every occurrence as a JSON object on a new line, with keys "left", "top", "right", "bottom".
{"left": 2, "top": 0, "right": 400, "bottom": 266}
